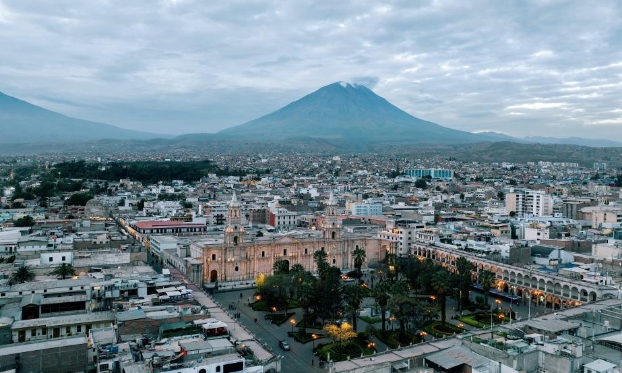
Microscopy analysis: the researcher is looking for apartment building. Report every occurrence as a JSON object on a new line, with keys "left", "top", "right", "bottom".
{"left": 506, "top": 188, "right": 553, "bottom": 217}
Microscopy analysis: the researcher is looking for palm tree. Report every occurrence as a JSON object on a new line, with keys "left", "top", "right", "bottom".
{"left": 431, "top": 270, "right": 450, "bottom": 328}
{"left": 50, "top": 263, "right": 76, "bottom": 280}
{"left": 313, "top": 250, "right": 329, "bottom": 278}
{"left": 455, "top": 257, "right": 474, "bottom": 311}
{"left": 352, "top": 247, "right": 366, "bottom": 276}
{"left": 343, "top": 283, "right": 365, "bottom": 332}
{"left": 296, "top": 279, "right": 315, "bottom": 336}
{"left": 272, "top": 259, "right": 289, "bottom": 275}
{"left": 478, "top": 269, "right": 496, "bottom": 306}
{"left": 11, "top": 265, "right": 35, "bottom": 284}
{"left": 373, "top": 281, "right": 392, "bottom": 332}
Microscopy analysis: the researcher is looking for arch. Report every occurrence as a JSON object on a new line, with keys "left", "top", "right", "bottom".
{"left": 516, "top": 287, "right": 523, "bottom": 297}
{"left": 332, "top": 231, "right": 336, "bottom": 239}
{"left": 538, "top": 278, "right": 545, "bottom": 290}
{"left": 509, "top": 271, "right": 516, "bottom": 282}
{"left": 517, "top": 273, "right": 523, "bottom": 285}
{"left": 553, "top": 297, "right": 561, "bottom": 310}
{"left": 546, "top": 280, "right": 554, "bottom": 293}
{"left": 571, "top": 286, "right": 579, "bottom": 299}
{"left": 554, "top": 283, "right": 562, "bottom": 295}
{"left": 233, "top": 236, "right": 238, "bottom": 245}
{"left": 503, "top": 270, "right": 510, "bottom": 281}
{"left": 562, "top": 285, "right": 570, "bottom": 298}
{"left": 545, "top": 294, "right": 553, "bottom": 309}
{"left": 589, "top": 291, "right": 597, "bottom": 302}
{"left": 210, "top": 269, "right": 218, "bottom": 283}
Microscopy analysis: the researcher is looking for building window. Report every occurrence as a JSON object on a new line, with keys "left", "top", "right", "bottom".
{"left": 261, "top": 251, "right": 265, "bottom": 258}
{"left": 283, "top": 249, "right": 287, "bottom": 256}
{"left": 304, "top": 248, "right": 308, "bottom": 254}
{"left": 41, "top": 328, "right": 46, "bottom": 335}
{"left": 212, "top": 254, "right": 216, "bottom": 261}
{"left": 49, "top": 257, "right": 53, "bottom": 262}
{"left": 77, "top": 325, "right": 81, "bottom": 333}
{"left": 62, "top": 256, "right": 66, "bottom": 261}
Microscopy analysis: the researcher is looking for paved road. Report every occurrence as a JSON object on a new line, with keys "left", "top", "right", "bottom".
{"left": 213, "top": 289, "right": 324, "bottom": 373}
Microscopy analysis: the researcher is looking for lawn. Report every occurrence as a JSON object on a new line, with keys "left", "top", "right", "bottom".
{"left": 251, "top": 299, "right": 298, "bottom": 311}
{"left": 458, "top": 311, "right": 505, "bottom": 328}
{"left": 375, "top": 330, "right": 420, "bottom": 349}
{"left": 423, "top": 321, "right": 463, "bottom": 337}
{"left": 359, "top": 315, "right": 382, "bottom": 324}
{"left": 315, "top": 337, "right": 376, "bottom": 362}
{"left": 264, "top": 312, "right": 295, "bottom": 325}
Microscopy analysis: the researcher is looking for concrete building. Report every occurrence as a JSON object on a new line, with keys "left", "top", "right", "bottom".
{"left": 404, "top": 168, "right": 454, "bottom": 180}
{"left": 506, "top": 189, "right": 553, "bottom": 217}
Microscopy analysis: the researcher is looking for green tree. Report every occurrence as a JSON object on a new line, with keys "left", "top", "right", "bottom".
{"left": 313, "top": 250, "right": 329, "bottom": 278}
{"left": 455, "top": 257, "right": 474, "bottom": 311}
{"left": 272, "top": 259, "right": 290, "bottom": 275}
{"left": 317, "top": 266, "right": 343, "bottom": 322}
{"left": 11, "top": 265, "right": 35, "bottom": 284}
{"left": 497, "top": 190, "right": 505, "bottom": 201}
{"left": 65, "top": 192, "right": 94, "bottom": 206}
{"left": 478, "top": 269, "right": 496, "bottom": 306}
{"left": 296, "top": 278, "right": 316, "bottom": 336}
{"left": 352, "top": 247, "right": 366, "bottom": 276}
{"left": 50, "top": 263, "right": 76, "bottom": 280}
{"left": 431, "top": 269, "right": 450, "bottom": 328}
{"left": 509, "top": 211, "right": 516, "bottom": 218}
{"left": 415, "top": 179, "right": 427, "bottom": 189}
{"left": 373, "top": 281, "right": 392, "bottom": 332}
{"left": 137, "top": 199, "right": 145, "bottom": 210}
{"left": 343, "top": 283, "right": 365, "bottom": 332}
{"left": 14, "top": 215, "right": 35, "bottom": 227}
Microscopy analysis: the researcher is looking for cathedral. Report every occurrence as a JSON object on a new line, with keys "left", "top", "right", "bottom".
{"left": 198, "top": 192, "right": 387, "bottom": 284}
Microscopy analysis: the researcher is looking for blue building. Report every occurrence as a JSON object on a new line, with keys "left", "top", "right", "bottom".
{"left": 404, "top": 168, "right": 454, "bottom": 180}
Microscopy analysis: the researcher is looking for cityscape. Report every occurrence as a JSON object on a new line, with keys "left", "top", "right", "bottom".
{"left": 2, "top": 2, "right": 622, "bottom": 373}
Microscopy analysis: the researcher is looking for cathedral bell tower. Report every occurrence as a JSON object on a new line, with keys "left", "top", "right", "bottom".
{"left": 322, "top": 191, "right": 341, "bottom": 240}
{"left": 224, "top": 191, "right": 244, "bottom": 245}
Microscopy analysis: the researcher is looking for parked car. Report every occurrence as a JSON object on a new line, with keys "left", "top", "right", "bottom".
{"left": 279, "top": 340, "right": 290, "bottom": 351}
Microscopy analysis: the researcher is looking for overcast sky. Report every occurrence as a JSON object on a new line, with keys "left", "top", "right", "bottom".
{"left": 2, "top": 0, "right": 622, "bottom": 140}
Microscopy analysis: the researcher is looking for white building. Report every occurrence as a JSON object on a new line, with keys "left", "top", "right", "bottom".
{"left": 350, "top": 201, "right": 383, "bottom": 216}
{"left": 506, "top": 188, "right": 553, "bottom": 217}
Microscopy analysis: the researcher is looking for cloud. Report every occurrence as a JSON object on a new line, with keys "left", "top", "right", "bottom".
{"left": 350, "top": 76, "right": 379, "bottom": 88}
{"left": 0, "top": 0, "right": 621, "bottom": 140}
{"left": 506, "top": 103, "right": 567, "bottom": 110}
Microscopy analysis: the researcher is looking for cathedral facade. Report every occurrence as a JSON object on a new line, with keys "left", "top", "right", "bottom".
{"left": 198, "top": 192, "right": 389, "bottom": 284}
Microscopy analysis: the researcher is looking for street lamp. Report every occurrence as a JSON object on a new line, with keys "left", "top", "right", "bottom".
{"left": 290, "top": 319, "right": 296, "bottom": 334}
{"left": 420, "top": 331, "right": 427, "bottom": 341}
{"left": 495, "top": 299, "right": 501, "bottom": 310}
{"left": 367, "top": 341, "right": 375, "bottom": 350}
{"left": 312, "top": 333, "right": 317, "bottom": 350}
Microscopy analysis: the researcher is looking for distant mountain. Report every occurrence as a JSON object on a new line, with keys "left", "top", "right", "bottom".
{"left": 218, "top": 82, "right": 498, "bottom": 146}
{"left": 474, "top": 131, "right": 522, "bottom": 142}
{"left": 0, "top": 91, "right": 162, "bottom": 143}
{"left": 523, "top": 136, "right": 622, "bottom": 147}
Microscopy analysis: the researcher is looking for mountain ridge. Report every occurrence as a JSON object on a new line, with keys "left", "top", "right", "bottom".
{"left": 0, "top": 91, "right": 164, "bottom": 143}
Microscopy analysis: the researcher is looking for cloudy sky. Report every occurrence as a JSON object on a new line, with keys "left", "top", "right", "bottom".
{"left": 2, "top": 0, "right": 622, "bottom": 140}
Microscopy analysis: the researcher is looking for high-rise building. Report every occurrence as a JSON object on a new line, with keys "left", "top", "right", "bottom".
{"left": 506, "top": 188, "right": 553, "bottom": 217}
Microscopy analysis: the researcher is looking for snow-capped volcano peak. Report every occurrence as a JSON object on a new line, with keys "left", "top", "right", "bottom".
{"left": 339, "top": 81, "right": 359, "bottom": 88}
